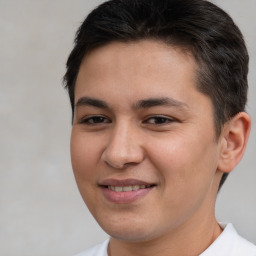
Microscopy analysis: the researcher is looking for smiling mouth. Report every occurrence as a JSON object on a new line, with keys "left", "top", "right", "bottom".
{"left": 101, "top": 183, "right": 156, "bottom": 203}
{"left": 106, "top": 184, "right": 154, "bottom": 192}
{"left": 99, "top": 179, "right": 156, "bottom": 203}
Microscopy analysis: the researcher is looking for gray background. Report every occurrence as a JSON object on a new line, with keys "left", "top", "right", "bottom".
{"left": 0, "top": 0, "right": 255, "bottom": 255}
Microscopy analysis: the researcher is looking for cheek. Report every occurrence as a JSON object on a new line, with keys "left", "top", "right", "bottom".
{"left": 147, "top": 133, "right": 218, "bottom": 190}
{"left": 70, "top": 130, "right": 100, "bottom": 182}
{"left": 70, "top": 130, "right": 105, "bottom": 210}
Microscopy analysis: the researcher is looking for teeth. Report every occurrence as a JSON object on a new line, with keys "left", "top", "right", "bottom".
{"left": 108, "top": 185, "right": 151, "bottom": 192}
{"left": 115, "top": 186, "right": 123, "bottom": 192}
{"left": 132, "top": 185, "right": 140, "bottom": 191}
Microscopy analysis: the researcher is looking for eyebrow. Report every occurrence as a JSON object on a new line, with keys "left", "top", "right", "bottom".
{"left": 76, "top": 97, "right": 109, "bottom": 109}
{"left": 133, "top": 97, "right": 188, "bottom": 110}
{"left": 75, "top": 96, "right": 188, "bottom": 110}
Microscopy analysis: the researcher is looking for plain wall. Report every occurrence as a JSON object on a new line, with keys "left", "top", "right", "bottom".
{"left": 0, "top": 1, "right": 255, "bottom": 255}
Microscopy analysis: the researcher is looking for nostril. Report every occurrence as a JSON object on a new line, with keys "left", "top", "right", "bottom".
{"left": 104, "top": 159, "right": 126, "bottom": 169}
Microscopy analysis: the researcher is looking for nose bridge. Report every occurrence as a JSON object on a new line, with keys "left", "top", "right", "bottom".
{"left": 102, "top": 119, "right": 144, "bottom": 169}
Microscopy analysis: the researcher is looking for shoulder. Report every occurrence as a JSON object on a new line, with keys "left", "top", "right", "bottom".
{"left": 74, "top": 239, "right": 109, "bottom": 256}
{"left": 231, "top": 230, "right": 256, "bottom": 256}
{"left": 201, "top": 223, "right": 256, "bottom": 256}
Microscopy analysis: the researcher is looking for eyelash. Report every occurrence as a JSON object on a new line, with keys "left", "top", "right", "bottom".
{"left": 80, "top": 115, "right": 176, "bottom": 126}
{"left": 143, "top": 115, "right": 176, "bottom": 125}
{"left": 80, "top": 115, "right": 110, "bottom": 125}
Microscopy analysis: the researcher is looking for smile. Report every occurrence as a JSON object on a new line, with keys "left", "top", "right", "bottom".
{"left": 100, "top": 179, "right": 156, "bottom": 203}
{"left": 107, "top": 184, "right": 152, "bottom": 192}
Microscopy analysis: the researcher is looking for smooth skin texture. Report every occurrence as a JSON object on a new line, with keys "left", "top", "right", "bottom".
{"left": 71, "top": 40, "right": 251, "bottom": 256}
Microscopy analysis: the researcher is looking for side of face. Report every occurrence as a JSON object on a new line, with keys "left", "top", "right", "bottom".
{"left": 70, "top": 40, "right": 225, "bottom": 242}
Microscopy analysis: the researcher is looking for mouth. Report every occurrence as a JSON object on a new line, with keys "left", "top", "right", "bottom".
{"left": 99, "top": 179, "right": 156, "bottom": 204}
{"left": 106, "top": 184, "right": 154, "bottom": 192}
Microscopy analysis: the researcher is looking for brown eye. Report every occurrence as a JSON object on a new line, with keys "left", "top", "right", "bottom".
{"left": 81, "top": 115, "right": 110, "bottom": 125}
{"left": 145, "top": 116, "right": 175, "bottom": 125}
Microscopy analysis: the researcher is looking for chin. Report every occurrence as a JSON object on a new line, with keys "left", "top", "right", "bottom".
{"left": 106, "top": 228, "right": 154, "bottom": 243}
{"left": 97, "top": 216, "right": 160, "bottom": 243}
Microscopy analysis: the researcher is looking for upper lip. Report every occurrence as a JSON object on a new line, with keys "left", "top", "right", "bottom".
{"left": 99, "top": 179, "right": 155, "bottom": 187}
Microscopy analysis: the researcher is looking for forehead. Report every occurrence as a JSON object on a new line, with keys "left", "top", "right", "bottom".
{"left": 76, "top": 40, "right": 199, "bottom": 97}
{"left": 81, "top": 40, "right": 197, "bottom": 71}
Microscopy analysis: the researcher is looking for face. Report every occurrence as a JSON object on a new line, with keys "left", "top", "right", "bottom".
{"left": 71, "top": 40, "right": 223, "bottom": 243}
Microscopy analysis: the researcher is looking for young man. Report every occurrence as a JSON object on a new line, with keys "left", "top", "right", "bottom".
{"left": 64, "top": 0, "right": 255, "bottom": 255}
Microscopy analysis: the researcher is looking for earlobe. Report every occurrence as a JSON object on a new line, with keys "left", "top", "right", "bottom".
{"left": 217, "top": 112, "right": 251, "bottom": 173}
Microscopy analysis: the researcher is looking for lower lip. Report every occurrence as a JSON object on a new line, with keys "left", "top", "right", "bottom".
{"left": 101, "top": 186, "right": 154, "bottom": 204}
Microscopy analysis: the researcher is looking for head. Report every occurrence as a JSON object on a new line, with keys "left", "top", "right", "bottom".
{"left": 64, "top": 0, "right": 251, "bottom": 246}
{"left": 64, "top": 0, "right": 249, "bottom": 190}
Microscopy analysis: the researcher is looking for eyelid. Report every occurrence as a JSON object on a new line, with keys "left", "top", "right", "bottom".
{"left": 79, "top": 115, "right": 111, "bottom": 125}
{"left": 142, "top": 115, "right": 177, "bottom": 125}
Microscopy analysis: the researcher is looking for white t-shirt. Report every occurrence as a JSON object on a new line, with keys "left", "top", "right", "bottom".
{"left": 74, "top": 223, "right": 256, "bottom": 256}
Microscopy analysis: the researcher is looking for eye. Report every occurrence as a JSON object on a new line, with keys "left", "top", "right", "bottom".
{"left": 80, "top": 115, "right": 110, "bottom": 125}
{"left": 144, "top": 115, "right": 175, "bottom": 125}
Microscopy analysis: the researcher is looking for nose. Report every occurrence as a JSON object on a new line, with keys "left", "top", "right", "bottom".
{"left": 101, "top": 122, "right": 145, "bottom": 169}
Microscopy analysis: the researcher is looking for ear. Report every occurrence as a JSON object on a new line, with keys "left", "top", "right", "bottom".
{"left": 217, "top": 112, "right": 251, "bottom": 173}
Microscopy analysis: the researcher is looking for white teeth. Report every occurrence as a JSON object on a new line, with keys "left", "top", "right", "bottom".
{"left": 115, "top": 186, "right": 123, "bottom": 192}
{"left": 132, "top": 185, "right": 140, "bottom": 191}
{"left": 123, "top": 186, "right": 132, "bottom": 192}
{"left": 108, "top": 185, "right": 151, "bottom": 192}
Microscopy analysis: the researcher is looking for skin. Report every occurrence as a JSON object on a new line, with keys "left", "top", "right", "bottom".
{"left": 71, "top": 40, "right": 251, "bottom": 256}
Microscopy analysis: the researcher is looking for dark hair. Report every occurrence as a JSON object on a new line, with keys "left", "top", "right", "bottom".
{"left": 63, "top": 0, "right": 249, "bottom": 189}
